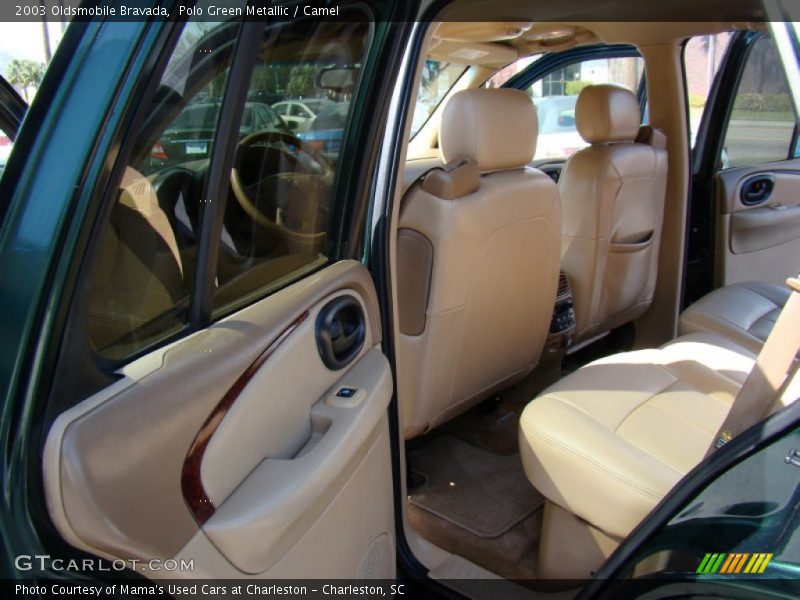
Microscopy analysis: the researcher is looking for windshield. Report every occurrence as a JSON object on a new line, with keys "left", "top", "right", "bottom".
{"left": 410, "top": 59, "right": 468, "bottom": 137}
{"left": 535, "top": 96, "right": 578, "bottom": 134}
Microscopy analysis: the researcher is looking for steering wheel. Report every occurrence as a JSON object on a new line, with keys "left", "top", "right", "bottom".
{"left": 229, "top": 130, "right": 333, "bottom": 245}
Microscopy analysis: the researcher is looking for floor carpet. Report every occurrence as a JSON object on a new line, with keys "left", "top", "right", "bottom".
{"left": 408, "top": 435, "right": 544, "bottom": 538}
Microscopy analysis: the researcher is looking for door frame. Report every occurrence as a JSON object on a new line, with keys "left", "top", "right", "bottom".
{"left": 0, "top": 76, "right": 26, "bottom": 141}
{"left": 682, "top": 30, "right": 766, "bottom": 308}
{"left": 580, "top": 399, "right": 800, "bottom": 598}
{"left": 0, "top": 15, "right": 161, "bottom": 579}
{"left": 0, "top": 3, "right": 422, "bottom": 585}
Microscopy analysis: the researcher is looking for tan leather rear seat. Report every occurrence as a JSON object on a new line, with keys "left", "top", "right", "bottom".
{"left": 679, "top": 281, "right": 791, "bottom": 354}
{"left": 519, "top": 331, "right": 757, "bottom": 579}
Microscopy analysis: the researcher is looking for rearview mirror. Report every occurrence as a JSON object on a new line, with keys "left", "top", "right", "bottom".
{"left": 316, "top": 67, "right": 356, "bottom": 92}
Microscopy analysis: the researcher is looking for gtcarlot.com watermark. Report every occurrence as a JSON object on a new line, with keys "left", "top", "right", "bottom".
{"left": 14, "top": 554, "right": 194, "bottom": 573}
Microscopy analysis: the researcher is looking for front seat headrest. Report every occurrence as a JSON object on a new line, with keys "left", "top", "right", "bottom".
{"left": 576, "top": 84, "right": 640, "bottom": 144}
{"left": 440, "top": 88, "right": 538, "bottom": 172}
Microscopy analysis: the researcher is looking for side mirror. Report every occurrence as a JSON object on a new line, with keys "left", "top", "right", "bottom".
{"left": 316, "top": 67, "right": 356, "bottom": 92}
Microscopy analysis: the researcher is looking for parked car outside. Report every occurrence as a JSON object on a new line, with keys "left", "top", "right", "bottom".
{"left": 149, "top": 100, "right": 290, "bottom": 170}
{"left": 272, "top": 98, "right": 334, "bottom": 133}
{"left": 297, "top": 102, "right": 348, "bottom": 162}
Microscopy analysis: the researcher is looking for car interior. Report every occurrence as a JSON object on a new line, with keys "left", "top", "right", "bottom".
{"left": 392, "top": 8, "right": 799, "bottom": 587}
{"left": 34, "top": 0, "right": 800, "bottom": 593}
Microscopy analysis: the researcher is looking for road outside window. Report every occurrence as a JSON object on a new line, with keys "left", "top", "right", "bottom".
{"left": 721, "top": 35, "right": 798, "bottom": 168}
{"left": 684, "top": 33, "right": 732, "bottom": 150}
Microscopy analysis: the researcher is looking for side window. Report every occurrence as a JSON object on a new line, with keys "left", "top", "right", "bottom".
{"left": 0, "top": 22, "right": 67, "bottom": 181}
{"left": 85, "top": 12, "right": 374, "bottom": 359}
{"left": 527, "top": 56, "right": 645, "bottom": 159}
{"left": 87, "top": 16, "right": 240, "bottom": 359}
{"left": 720, "top": 35, "right": 798, "bottom": 169}
{"left": 273, "top": 103, "right": 288, "bottom": 117}
{"left": 212, "top": 19, "right": 370, "bottom": 311}
{"left": 683, "top": 33, "right": 732, "bottom": 150}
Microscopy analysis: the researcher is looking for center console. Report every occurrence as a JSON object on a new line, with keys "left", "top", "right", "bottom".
{"left": 550, "top": 271, "right": 576, "bottom": 342}
{"left": 534, "top": 271, "right": 576, "bottom": 386}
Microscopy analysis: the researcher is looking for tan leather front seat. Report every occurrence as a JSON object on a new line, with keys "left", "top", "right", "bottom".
{"left": 559, "top": 84, "right": 668, "bottom": 343}
{"left": 397, "top": 88, "right": 561, "bottom": 438}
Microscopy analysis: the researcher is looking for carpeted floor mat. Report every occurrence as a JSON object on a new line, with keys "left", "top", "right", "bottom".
{"left": 408, "top": 502, "right": 543, "bottom": 581}
{"left": 408, "top": 435, "right": 544, "bottom": 538}
{"left": 439, "top": 400, "right": 522, "bottom": 456}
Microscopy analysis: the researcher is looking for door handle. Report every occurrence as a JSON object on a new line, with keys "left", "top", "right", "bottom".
{"left": 740, "top": 175, "right": 774, "bottom": 206}
{"left": 315, "top": 296, "right": 366, "bottom": 370}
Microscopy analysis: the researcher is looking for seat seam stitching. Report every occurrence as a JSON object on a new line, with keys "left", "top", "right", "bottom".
{"left": 632, "top": 401, "right": 718, "bottom": 436}
{"left": 612, "top": 367, "right": 678, "bottom": 433}
{"left": 523, "top": 423, "right": 668, "bottom": 500}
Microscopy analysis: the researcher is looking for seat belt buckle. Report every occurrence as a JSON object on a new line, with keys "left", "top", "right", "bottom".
{"left": 714, "top": 430, "right": 733, "bottom": 449}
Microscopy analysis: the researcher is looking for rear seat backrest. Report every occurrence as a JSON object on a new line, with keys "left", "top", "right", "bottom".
{"left": 396, "top": 88, "right": 562, "bottom": 438}
{"left": 559, "top": 84, "right": 668, "bottom": 343}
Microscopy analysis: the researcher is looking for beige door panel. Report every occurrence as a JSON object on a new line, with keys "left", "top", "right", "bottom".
{"left": 716, "top": 161, "right": 800, "bottom": 285}
{"left": 164, "top": 423, "right": 395, "bottom": 580}
{"left": 729, "top": 205, "right": 800, "bottom": 254}
{"left": 203, "top": 347, "right": 393, "bottom": 574}
{"left": 717, "top": 159, "right": 800, "bottom": 214}
{"left": 43, "top": 260, "right": 396, "bottom": 578}
{"left": 199, "top": 291, "right": 377, "bottom": 506}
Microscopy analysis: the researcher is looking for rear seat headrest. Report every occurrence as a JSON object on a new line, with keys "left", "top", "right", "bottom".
{"left": 440, "top": 88, "right": 538, "bottom": 172}
{"left": 576, "top": 84, "right": 640, "bottom": 144}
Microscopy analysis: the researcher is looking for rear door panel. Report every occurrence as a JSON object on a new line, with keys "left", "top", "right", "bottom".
{"left": 43, "top": 260, "right": 396, "bottom": 578}
{"left": 715, "top": 159, "right": 800, "bottom": 285}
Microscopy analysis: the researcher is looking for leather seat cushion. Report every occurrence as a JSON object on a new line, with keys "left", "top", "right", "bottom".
{"left": 519, "top": 332, "right": 755, "bottom": 539}
{"left": 679, "top": 282, "right": 791, "bottom": 354}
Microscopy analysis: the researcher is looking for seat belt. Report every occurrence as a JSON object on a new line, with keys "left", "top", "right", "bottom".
{"left": 706, "top": 276, "right": 800, "bottom": 457}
